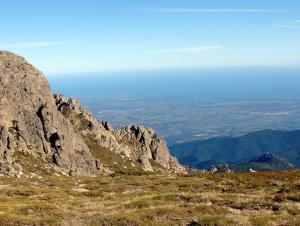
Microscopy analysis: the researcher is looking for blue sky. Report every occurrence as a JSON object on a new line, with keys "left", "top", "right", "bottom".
{"left": 0, "top": 0, "right": 300, "bottom": 74}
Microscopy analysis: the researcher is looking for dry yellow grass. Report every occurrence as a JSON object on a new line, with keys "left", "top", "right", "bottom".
{"left": 0, "top": 171, "right": 299, "bottom": 225}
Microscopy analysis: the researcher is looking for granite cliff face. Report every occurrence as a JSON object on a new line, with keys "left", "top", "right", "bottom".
{"left": 0, "top": 51, "right": 100, "bottom": 176}
{"left": 116, "top": 125, "right": 183, "bottom": 172}
{"left": 0, "top": 51, "right": 185, "bottom": 176}
{"left": 54, "top": 94, "right": 185, "bottom": 173}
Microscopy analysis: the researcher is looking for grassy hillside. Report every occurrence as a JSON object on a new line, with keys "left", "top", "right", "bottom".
{"left": 171, "top": 129, "right": 300, "bottom": 169}
{"left": 0, "top": 171, "right": 299, "bottom": 225}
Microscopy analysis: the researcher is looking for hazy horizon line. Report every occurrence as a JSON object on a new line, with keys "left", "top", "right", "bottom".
{"left": 46, "top": 65, "right": 300, "bottom": 76}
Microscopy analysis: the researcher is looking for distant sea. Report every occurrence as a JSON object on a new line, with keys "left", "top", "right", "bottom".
{"left": 48, "top": 67, "right": 300, "bottom": 101}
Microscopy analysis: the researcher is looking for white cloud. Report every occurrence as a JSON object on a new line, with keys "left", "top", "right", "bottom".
{"left": 274, "top": 20, "right": 300, "bottom": 29}
{"left": 153, "top": 8, "right": 286, "bottom": 13}
{"left": 145, "top": 46, "right": 223, "bottom": 54}
{"left": 0, "top": 41, "right": 63, "bottom": 49}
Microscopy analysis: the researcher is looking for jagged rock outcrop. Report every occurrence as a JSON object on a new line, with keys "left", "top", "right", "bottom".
{"left": 0, "top": 51, "right": 100, "bottom": 176}
{"left": 0, "top": 51, "right": 186, "bottom": 176}
{"left": 116, "top": 125, "right": 184, "bottom": 172}
{"left": 54, "top": 94, "right": 186, "bottom": 173}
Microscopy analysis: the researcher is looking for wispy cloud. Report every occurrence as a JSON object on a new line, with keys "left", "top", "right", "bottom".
{"left": 152, "top": 8, "right": 286, "bottom": 13}
{"left": 145, "top": 46, "right": 223, "bottom": 54}
{"left": 274, "top": 20, "right": 300, "bottom": 29}
{"left": 0, "top": 41, "right": 63, "bottom": 49}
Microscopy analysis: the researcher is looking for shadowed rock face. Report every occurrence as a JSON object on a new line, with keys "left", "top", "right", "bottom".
{"left": 0, "top": 51, "right": 185, "bottom": 176}
{"left": 0, "top": 51, "right": 100, "bottom": 176}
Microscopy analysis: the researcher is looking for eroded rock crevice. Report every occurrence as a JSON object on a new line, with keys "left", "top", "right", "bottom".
{"left": 36, "top": 105, "right": 47, "bottom": 139}
{"left": 49, "top": 132, "right": 61, "bottom": 150}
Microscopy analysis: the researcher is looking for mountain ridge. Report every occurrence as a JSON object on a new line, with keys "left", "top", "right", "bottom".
{"left": 171, "top": 129, "right": 300, "bottom": 170}
{"left": 217, "top": 152, "right": 295, "bottom": 172}
{"left": 0, "top": 51, "right": 185, "bottom": 177}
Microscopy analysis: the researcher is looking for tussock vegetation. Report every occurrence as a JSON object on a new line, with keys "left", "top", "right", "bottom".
{"left": 0, "top": 171, "right": 299, "bottom": 225}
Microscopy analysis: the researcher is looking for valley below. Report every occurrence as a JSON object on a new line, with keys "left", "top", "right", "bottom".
{"left": 49, "top": 68, "right": 300, "bottom": 147}
{"left": 76, "top": 97, "right": 300, "bottom": 146}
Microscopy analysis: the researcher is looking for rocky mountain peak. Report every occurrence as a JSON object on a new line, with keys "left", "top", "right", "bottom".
{"left": 0, "top": 52, "right": 186, "bottom": 176}
{"left": 251, "top": 152, "right": 279, "bottom": 163}
{"left": 0, "top": 52, "right": 100, "bottom": 176}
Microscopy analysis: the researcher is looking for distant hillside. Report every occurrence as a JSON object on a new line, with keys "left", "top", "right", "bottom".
{"left": 217, "top": 152, "right": 295, "bottom": 172}
{"left": 171, "top": 129, "right": 300, "bottom": 169}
